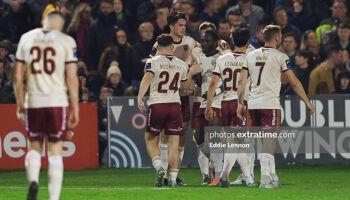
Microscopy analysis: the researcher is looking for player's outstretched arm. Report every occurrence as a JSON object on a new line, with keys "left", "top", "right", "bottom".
{"left": 137, "top": 72, "right": 154, "bottom": 112}
{"left": 13, "top": 61, "right": 26, "bottom": 124}
{"left": 237, "top": 68, "right": 249, "bottom": 120}
{"left": 284, "top": 69, "right": 315, "bottom": 115}
{"left": 66, "top": 62, "right": 80, "bottom": 129}
{"left": 205, "top": 75, "right": 220, "bottom": 120}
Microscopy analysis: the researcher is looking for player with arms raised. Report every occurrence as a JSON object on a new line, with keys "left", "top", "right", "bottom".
{"left": 206, "top": 24, "right": 254, "bottom": 187}
{"left": 138, "top": 34, "right": 199, "bottom": 187}
{"left": 237, "top": 25, "right": 314, "bottom": 188}
{"left": 14, "top": 11, "right": 79, "bottom": 200}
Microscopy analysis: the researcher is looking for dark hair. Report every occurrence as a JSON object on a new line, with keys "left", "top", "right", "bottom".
{"left": 203, "top": 29, "right": 219, "bottom": 42}
{"left": 202, "top": 0, "right": 215, "bottom": 7}
{"left": 100, "top": 0, "right": 113, "bottom": 5}
{"left": 263, "top": 25, "right": 281, "bottom": 42}
{"left": 296, "top": 49, "right": 312, "bottom": 59}
{"left": 189, "top": 13, "right": 200, "bottom": 22}
{"left": 232, "top": 23, "right": 250, "bottom": 47}
{"left": 157, "top": 34, "right": 173, "bottom": 47}
{"left": 283, "top": 32, "right": 298, "bottom": 45}
{"left": 180, "top": 1, "right": 194, "bottom": 7}
{"left": 167, "top": 11, "right": 187, "bottom": 26}
{"left": 273, "top": 6, "right": 286, "bottom": 18}
{"left": 199, "top": 21, "right": 216, "bottom": 31}
{"left": 338, "top": 20, "right": 350, "bottom": 29}
{"left": 324, "top": 44, "right": 342, "bottom": 60}
{"left": 227, "top": 10, "right": 241, "bottom": 17}
{"left": 219, "top": 19, "right": 230, "bottom": 26}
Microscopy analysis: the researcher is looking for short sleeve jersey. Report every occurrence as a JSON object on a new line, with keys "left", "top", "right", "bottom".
{"left": 15, "top": 28, "right": 78, "bottom": 108}
{"left": 200, "top": 51, "right": 223, "bottom": 108}
{"left": 243, "top": 47, "right": 291, "bottom": 109}
{"left": 145, "top": 55, "right": 188, "bottom": 105}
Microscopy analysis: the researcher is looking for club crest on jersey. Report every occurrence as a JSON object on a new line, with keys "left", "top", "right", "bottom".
{"left": 211, "top": 60, "right": 216, "bottom": 66}
{"left": 286, "top": 59, "right": 292, "bottom": 69}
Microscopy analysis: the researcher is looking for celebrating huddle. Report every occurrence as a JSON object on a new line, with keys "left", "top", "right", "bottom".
{"left": 137, "top": 11, "right": 315, "bottom": 188}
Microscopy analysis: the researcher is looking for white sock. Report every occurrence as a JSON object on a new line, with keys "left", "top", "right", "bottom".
{"left": 178, "top": 147, "right": 184, "bottom": 168}
{"left": 169, "top": 168, "right": 179, "bottom": 183}
{"left": 25, "top": 150, "right": 41, "bottom": 183}
{"left": 249, "top": 153, "right": 255, "bottom": 178}
{"left": 152, "top": 156, "right": 162, "bottom": 171}
{"left": 221, "top": 153, "right": 237, "bottom": 181}
{"left": 268, "top": 154, "right": 278, "bottom": 181}
{"left": 197, "top": 148, "right": 209, "bottom": 176}
{"left": 160, "top": 143, "right": 168, "bottom": 178}
{"left": 237, "top": 154, "right": 250, "bottom": 176}
{"left": 210, "top": 152, "right": 223, "bottom": 179}
{"left": 260, "top": 153, "right": 271, "bottom": 177}
{"left": 48, "top": 156, "right": 63, "bottom": 200}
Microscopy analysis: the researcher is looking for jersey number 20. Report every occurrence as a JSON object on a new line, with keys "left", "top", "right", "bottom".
{"left": 30, "top": 46, "right": 56, "bottom": 75}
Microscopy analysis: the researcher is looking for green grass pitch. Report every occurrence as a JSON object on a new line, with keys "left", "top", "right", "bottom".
{"left": 0, "top": 164, "right": 349, "bottom": 200}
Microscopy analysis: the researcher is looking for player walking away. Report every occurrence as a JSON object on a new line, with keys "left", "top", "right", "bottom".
{"left": 14, "top": 11, "right": 79, "bottom": 200}
{"left": 237, "top": 25, "right": 315, "bottom": 188}
{"left": 138, "top": 34, "right": 199, "bottom": 187}
{"left": 149, "top": 11, "right": 197, "bottom": 186}
{"left": 192, "top": 29, "right": 224, "bottom": 186}
{"left": 206, "top": 24, "right": 254, "bottom": 188}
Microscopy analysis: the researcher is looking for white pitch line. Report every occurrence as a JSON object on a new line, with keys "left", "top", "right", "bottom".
{"left": 0, "top": 186, "right": 146, "bottom": 190}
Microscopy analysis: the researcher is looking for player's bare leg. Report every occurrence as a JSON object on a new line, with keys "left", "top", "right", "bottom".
{"left": 26, "top": 141, "right": 42, "bottom": 200}
{"left": 47, "top": 141, "right": 63, "bottom": 200}
{"left": 145, "top": 132, "right": 164, "bottom": 187}
{"left": 168, "top": 135, "right": 180, "bottom": 187}
{"left": 159, "top": 131, "right": 168, "bottom": 184}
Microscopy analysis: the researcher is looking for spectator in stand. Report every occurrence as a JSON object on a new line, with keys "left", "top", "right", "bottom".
{"left": 132, "top": 22, "right": 155, "bottom": 87}
{"left": 308, "top": 45, "right": 343, "bottom": 95}
{"left": 153, "top": 6, "right": 170, "bottom": 38}
{"left": 293, "top": 49, "right": 313, "bottom": 92}
{"left": 287, "top": 0, "right": 317, "bottom": 32}
{"left": 105, "top": 62, "right": 128, "bottom": 96}
{"left": 67, "top": 3, "right": 92, "bottom": 60}
{"left": 97, "top": 86, "right": 113, "bottom": 165}
{"left": 226, "top": 10, "right": 242, "bottom": 27}
{"left": 218, "top": 19, "right": 231, "bottom": 43}
{"left": 250, "top": 22, "right": 265, "bottom": 49}
{"left": 273, "top": 6, "right": 302, "bottom": 42}
{"left": 115, "top": 29, "right": 134, "bottom": 84}
{"left": 282, "top": 32, "right": 298, "bottom": 68}
{"left": 200, "top": 0, "right": 222, "bottom": 26}
{"left": 137, "top": 0, "right": 165, "bottom": 23}
{"left": 113, "top": 0, "right": 136, "bottom": 43}
{"left": 335, "top": 71, "right": 350, "bottom": 93}
{"left": 327, "top": 21, "right": 350, "bottom": 54}
{"left": 4, "top": 0, "right": 34, "bottom": 43}
{"left": 187, "top": 13, "right": 201, "bottom": 42}
{"left": 123, "top": 86, "right": 138, "bottom": 96}
{"left": 300, "top": 30, "right": 321, "bottom": 68}
{"left": 180, "top": 1, "right": 196, "bottom": 21}
{"left": 0, "top": 73, "right": 15, "bottom": 103}
{"left": 226, "top": 0, "right": 265, "bottom": 36}
{"left": 0, "top": 40, "right": 14, "bottom": 83}
{"left": 320, "top": 0, "right": 348, "bottom": 27}
{"left": 98, "top": 44, "right": 119, "bottom": 77}
{"left": 85, "top": 0, "right": 121, "bottom": 72}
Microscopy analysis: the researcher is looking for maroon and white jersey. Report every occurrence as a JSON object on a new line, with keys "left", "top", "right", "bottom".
{"left": 213, "top": 52, "right": 246, "bottom": 101}
{"left": 199, "top": 51, "right": 223, "bottom": 109}
{"left": 145, "top": 54, "right": 188, "bottom": 105}
{"left": 15, "top": 28, "right": 78, "bottom": 109}
{"left": 243, "top": 47, "right": 291, "bottom": 109}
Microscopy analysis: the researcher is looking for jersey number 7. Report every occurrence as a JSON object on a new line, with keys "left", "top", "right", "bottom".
{"left": 256, "top": 62, "right": 265, "bottom": 86}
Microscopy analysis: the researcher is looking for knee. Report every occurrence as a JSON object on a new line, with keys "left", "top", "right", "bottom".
{"left": 193, "top": 129, "right": 204, "bottom": 145}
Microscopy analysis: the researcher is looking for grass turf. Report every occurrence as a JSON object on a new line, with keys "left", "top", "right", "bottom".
{"left": 0, "top": 164, "right": 349, "bottom": 200}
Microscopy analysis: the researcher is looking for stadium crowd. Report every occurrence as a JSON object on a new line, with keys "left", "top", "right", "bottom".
{"left": 1, "top": 0, "right": 350, "bottom": 165}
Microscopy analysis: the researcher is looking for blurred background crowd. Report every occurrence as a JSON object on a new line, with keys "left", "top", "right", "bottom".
{"left": 1, "top": 0, "right": 350, "bottom": 165}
